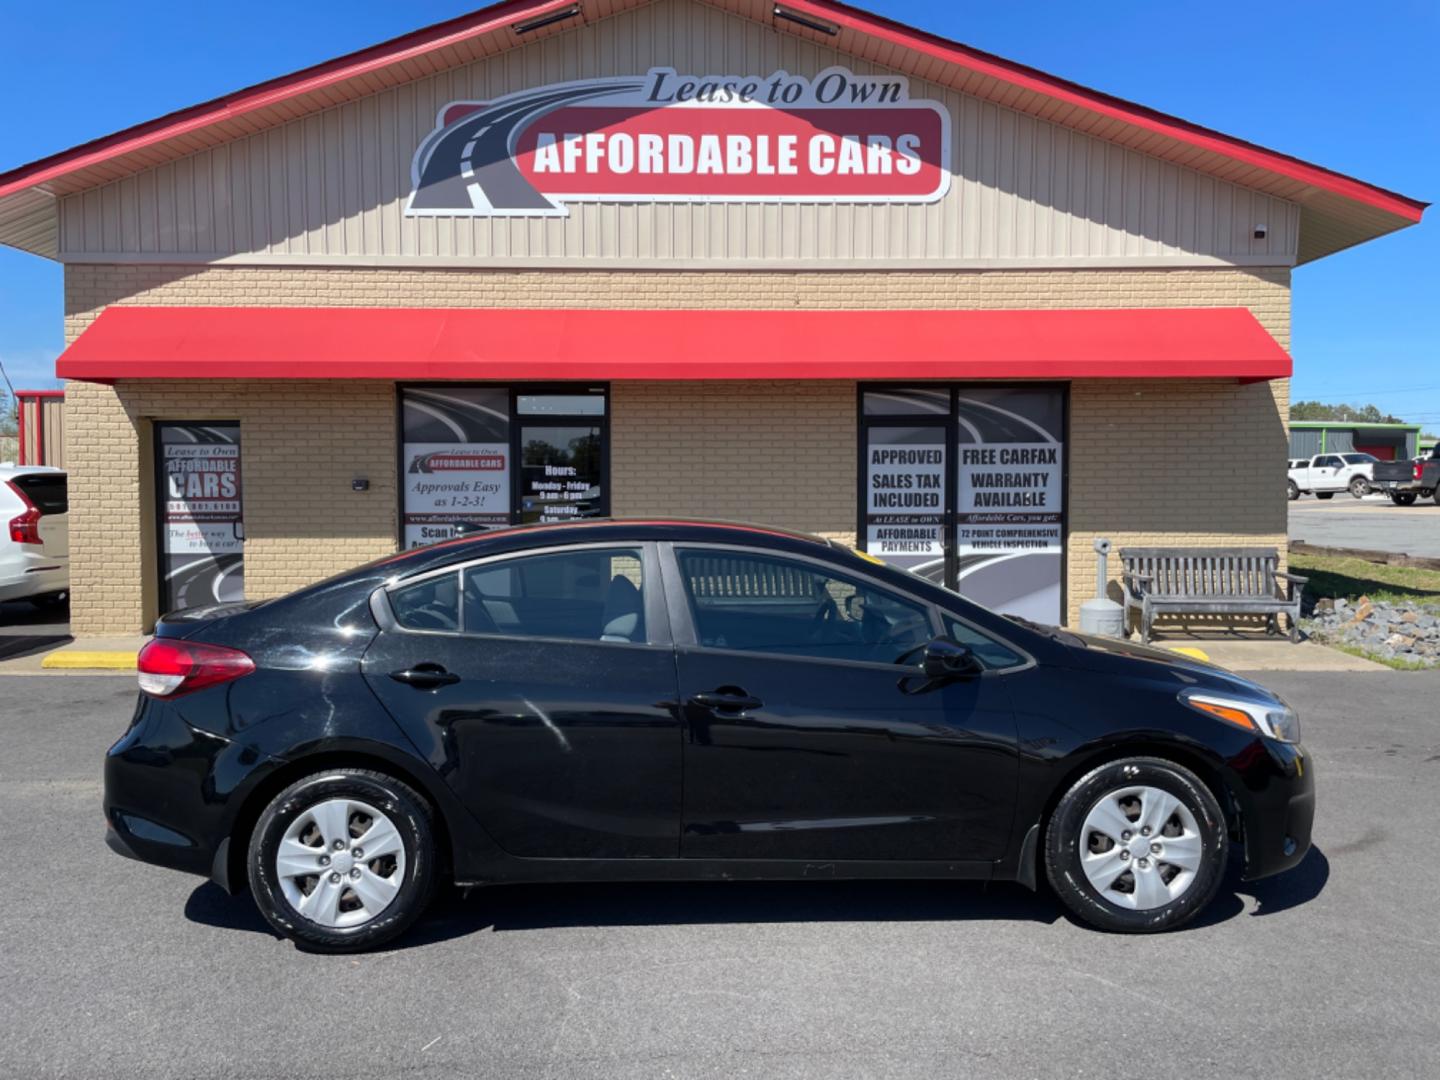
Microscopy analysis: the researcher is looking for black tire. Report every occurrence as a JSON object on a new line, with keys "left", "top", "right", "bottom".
{"left": 28, "top": 590, "right": 69, "bottom": 610}
{"left": 1391, "top": 492, "right": 1418, "bottom": 507}
{"left": 1286, "top": 480, "right": 1299, "bottom": 501}
{"left": 1316, "top": 492, "right": 1334, "bottom": 500}
{"left": 1429, "top": 488, "right": 1439, "bottom": 506}
{"left": 1349, "top": 476, "right": 1370, "bottom": 498}
{"left": 247, "top": 769, "right": 439, "bottom": 952}
{"left": 1044, "top": 757, "right": 1227, "bottom": 933}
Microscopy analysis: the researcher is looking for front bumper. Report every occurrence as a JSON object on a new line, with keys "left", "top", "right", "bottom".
{"left": 1235, "top": 739, "right": 1315, "bottom": 881}
{"left": 103, "top": 697, "right": 285, "bottom": 890}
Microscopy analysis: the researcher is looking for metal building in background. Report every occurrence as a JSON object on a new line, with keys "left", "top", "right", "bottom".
{"left": 1288, "top": 420, "right": 1421, "bottom": 461}
{"left": 16, "top": 390, "right": 65, "bottom": 467}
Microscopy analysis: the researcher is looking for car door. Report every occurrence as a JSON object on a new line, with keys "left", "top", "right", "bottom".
{"left": 663, "top": 543, "right": 1021, "bottom": 863}
{"left": 1314, "top": 455, "right": 1344, "bottom": 490}
{"left": 361, "top": 542, "right": 683, "bottom": 859}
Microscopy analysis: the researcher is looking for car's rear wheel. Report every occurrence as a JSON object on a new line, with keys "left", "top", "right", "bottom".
{"left": 1349, "top": 476, "right": 1370, "bottom": 498}
{"left": 1044, "top": 757, "right": 1227, "bottom": 933}
{"left": 247, "top": 769, "right": 438, "bottom": 952}
{"left": 1392, "top": 492, "right": 1418, "bottom": 507}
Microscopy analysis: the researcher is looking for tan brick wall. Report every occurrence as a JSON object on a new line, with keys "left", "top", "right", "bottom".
{"left": 64, "top": 379, "right": 396, "bottom": 634}
{"left": 1067, "top": 378, "right": 1289, "bottom": 625}
{"left": 63, "top": 264, "right": 1290, "bottom": 633}
{"left": 610, "top": 380, "right": 856, "bottom": 540}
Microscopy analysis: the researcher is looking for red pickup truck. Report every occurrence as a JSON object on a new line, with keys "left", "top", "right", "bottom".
{"left": 1370, "top": 448, "right": 1440, "bottom": 506}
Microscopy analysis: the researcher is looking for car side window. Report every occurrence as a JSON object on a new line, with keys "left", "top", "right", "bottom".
{"left": 461, "top": 548, "right": 646, "bottom": 643}
{"left": 944, "top": 617, "right": 1026, "bottom": 670}
{"left": 676, "top": 549, "right": 933, "bottom": 665}
{"left": 390, "top": 572, "right": 461, "bottom": 632}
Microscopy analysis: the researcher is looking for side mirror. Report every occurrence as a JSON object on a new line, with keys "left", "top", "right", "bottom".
{"left": 921, "top": 637, "right": 982, "bottom": 679}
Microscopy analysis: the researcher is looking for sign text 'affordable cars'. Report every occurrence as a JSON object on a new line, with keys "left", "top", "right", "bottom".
{"left": 408, "top": 67, "right": 951, "bottom": 215}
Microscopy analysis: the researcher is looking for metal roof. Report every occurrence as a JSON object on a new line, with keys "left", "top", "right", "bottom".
{"left": 0, "top": 0, "right": 1426, "bottom": 262}
{"left": 1288, "top": 420, "right": 1422, "bottom": 430}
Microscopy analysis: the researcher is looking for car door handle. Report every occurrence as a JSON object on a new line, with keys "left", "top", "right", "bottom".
{"left": 690, "top": 689, "right": 764, "bottom": 712}
{"left": 389, "top": 664, "right": 460, "bottom": 690}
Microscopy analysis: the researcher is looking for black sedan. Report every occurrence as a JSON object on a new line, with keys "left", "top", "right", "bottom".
{"left": 105, "top": 519, "right": 1313, "bottom": 951}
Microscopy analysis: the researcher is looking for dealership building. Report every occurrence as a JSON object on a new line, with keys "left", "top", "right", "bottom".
{"left": 0, "top": 0, "right": 1424, "bottom": 634}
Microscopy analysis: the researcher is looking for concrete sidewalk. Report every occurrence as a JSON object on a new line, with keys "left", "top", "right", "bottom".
{"left": 1154, "top": 635, "right": 1386, "bottom": 672}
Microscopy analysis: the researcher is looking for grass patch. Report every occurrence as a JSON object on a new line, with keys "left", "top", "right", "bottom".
{"left": 1289, "top": 553, "right": 1440, "bottom": 608}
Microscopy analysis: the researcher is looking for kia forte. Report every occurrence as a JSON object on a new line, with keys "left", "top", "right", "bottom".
{"left": 104, "top": 519, "right": 1313, "bottom": 951}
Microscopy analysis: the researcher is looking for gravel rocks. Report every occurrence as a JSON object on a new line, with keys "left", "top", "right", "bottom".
{"left": 1303, "top": 595, "right": 1440, "bottom": 667}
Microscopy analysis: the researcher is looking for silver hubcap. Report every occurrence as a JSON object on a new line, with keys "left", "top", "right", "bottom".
{"left": 1079, "top": 785, "right": 1203, "bottom": 910}
{"left": 276, "top": 798, "right": 406, "bottom": 928}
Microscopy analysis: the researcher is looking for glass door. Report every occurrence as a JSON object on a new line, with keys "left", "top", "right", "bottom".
{"left": 155, "top": 421, "right": 244, "bottom": 612}
{"left": 517, "top": 422, "right": 605, "bottom": 524}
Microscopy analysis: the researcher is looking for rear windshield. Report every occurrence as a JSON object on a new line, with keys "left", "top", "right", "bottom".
{"left": 10, "top": 474, "right": 67, "bottom": 514}
{"left": 1343, "top": 454, "right": 1378, "bottom": 464}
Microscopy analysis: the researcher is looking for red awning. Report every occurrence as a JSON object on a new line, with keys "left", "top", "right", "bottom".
{"left": 56, "top": 306, "right": 1291, "bottom": 383}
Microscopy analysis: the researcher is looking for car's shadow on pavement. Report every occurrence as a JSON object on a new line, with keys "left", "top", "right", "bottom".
{"left": 183, "top": 846, "right": 1330, "bottom": 949}
{"left": 1166, "top": 845, "right": 1331, "bottom": 931}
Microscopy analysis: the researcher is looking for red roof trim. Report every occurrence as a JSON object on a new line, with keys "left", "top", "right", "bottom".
{"left": 787, "top": 0, "right": 1426, "bottom": 222}
{"left": 0, "top": 0, "right": 1424, "bottom": 222}
{"left": 55, "top": 306, "right": 1292, "bottom": 384}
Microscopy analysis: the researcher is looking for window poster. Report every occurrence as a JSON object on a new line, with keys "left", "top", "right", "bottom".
{"left": 401, "top": 388, "right": 511, "bottom": 548}
{"left": 864, "top": 425, "right": 946, "bottom": 575}
{"left": 955, "top": 388, "right": 1064, "bottom": 624}
{"left": 158, "top": 423, "right": 244, "bottom": 611}
{"left": 518, "top": 423, "right": 604, "bottom": 524}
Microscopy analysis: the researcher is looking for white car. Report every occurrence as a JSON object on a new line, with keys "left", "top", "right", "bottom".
{"left": 0, "top": 464, "right": 69, "bottom": 608}
{"left": 1287, "top": 453, "right": 1377, "bottom": 501}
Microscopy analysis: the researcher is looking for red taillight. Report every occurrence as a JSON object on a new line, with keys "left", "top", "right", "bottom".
{"left": 137, "top": 639, "right": 255, "bottom": 697}
{"left": 1416, "top": 462, "right": 1425, "bottom": 481}
{"left": 5, "top": 480, "right": 42, "bottom": 545}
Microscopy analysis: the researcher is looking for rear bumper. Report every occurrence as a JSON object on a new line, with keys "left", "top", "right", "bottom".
{"left": 1236, "top": 740, "right": 1315, "bottom": 881}
{"left": 103, "top": 698, "right": 285, "bottom": 890}
{"left": 0, "top": 562, "right": 68, "bottom": 601}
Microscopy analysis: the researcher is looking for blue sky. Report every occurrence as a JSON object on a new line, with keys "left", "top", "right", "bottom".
{"left": 1, "top": 0, "right": 1435, "bottom": 426}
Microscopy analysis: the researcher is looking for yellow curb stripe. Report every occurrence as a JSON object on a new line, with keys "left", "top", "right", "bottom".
{"left": 1165, "top": 646, "right": 1212, "bottom": 663}
{"left": 40, "top": 651, "right": 138, "bottom": 670}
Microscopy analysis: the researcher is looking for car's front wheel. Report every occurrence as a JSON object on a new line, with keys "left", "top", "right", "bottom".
{"left": 1044, "top": 757, "right": 1227, "bottom": 932}
{"left": 247, "top": 769, "right": 438, "bottom": 952}
{"left": 1286, "top": 479, "right": 1299, "bottom": 501}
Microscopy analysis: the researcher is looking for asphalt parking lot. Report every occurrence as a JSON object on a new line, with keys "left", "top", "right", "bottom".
{"left": 0, "top": 599, "right": 69, "bottom": 661}
{"left": 2, "top": 671, "right": 1437, "bottom": 1080}
{"left": 1290, "top": 493, "right": 1440, "bottom": 558}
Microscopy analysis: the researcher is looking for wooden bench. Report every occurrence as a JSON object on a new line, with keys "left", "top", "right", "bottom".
{"left": 1119, "top": 547, "right": 1308, "bottom": 644}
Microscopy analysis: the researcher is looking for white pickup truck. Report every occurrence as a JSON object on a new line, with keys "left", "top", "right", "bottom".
{"left": 1286, "top": 453, "right": 1377, "bottom": 500}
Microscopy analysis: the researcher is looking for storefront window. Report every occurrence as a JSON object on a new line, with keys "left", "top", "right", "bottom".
{"left": 401, "top": 388, "right": 511, "bottom": 548}
{"left": 400, "top": 386, "right": 609, "bottom": 547}
{"left": 155, "top": 421, "right": 244, "bottom": 611}
{"left": 859, "top": 385, "right": 1067, "bottom": 624}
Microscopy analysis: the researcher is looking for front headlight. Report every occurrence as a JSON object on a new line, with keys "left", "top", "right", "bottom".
{"left": 1180, "top": 689, "right": 1301, "bottom": 743}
